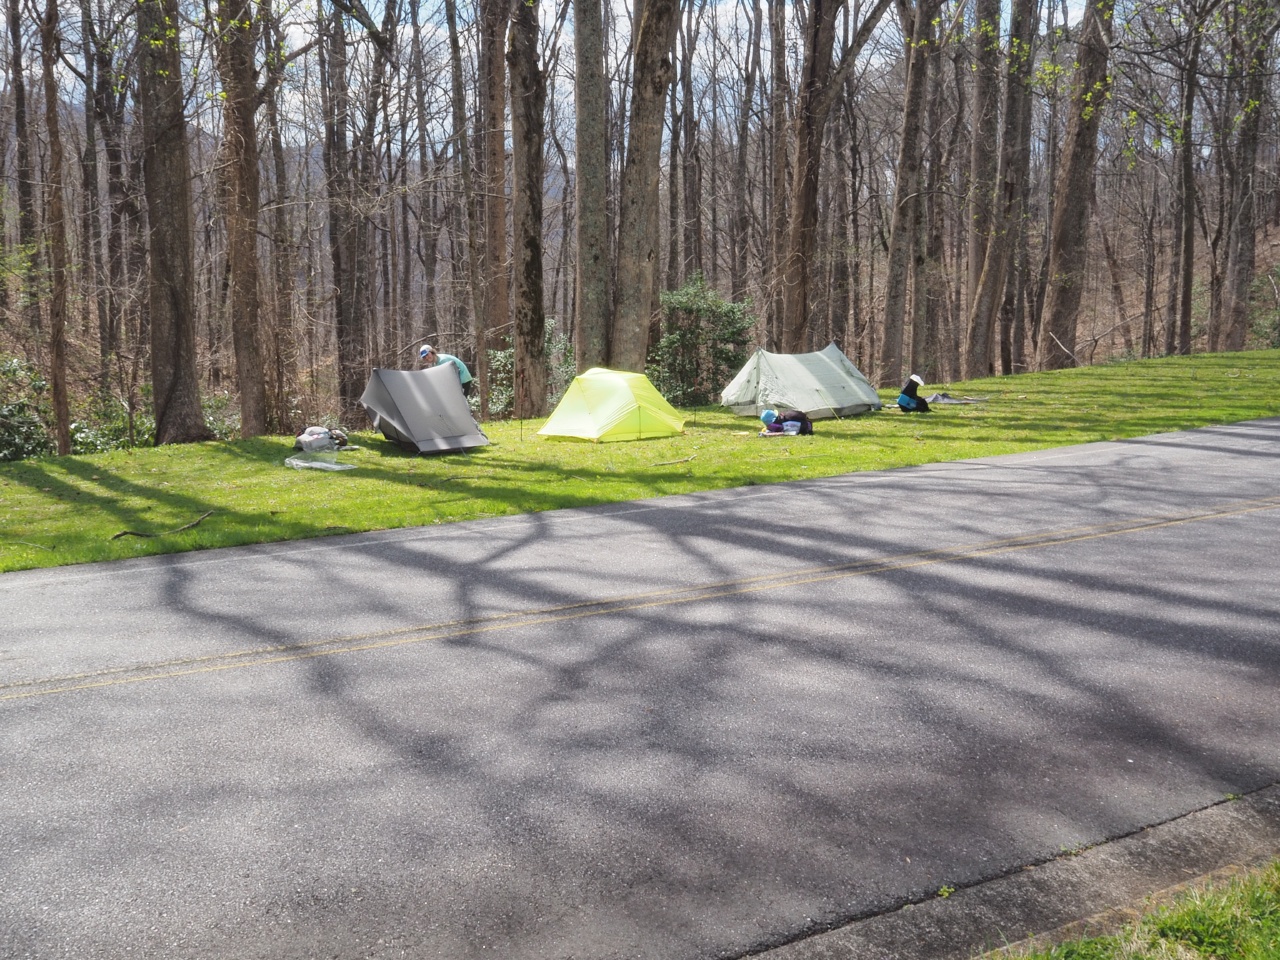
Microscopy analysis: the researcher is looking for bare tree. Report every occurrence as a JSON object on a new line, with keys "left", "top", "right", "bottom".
{"left": 443, "top": 0, "right": 485, "bottom": 371}
{"left": 38, "top": 0, "right": 70, "bottom": 453}
{"left": 779, "top": 0, "right": 893, "bottom": 353}
{"left": 319, "top": 7, "right": 363, "bottom": 418}
{"left": 478, "top": 0, "right": 510, "bottom": 413}
{"left": 1220, "top": 2, "right": 1280, "bottom": 351}
{"left": 509, "top": 0, "right": 547, "bottom": 416}
{"left": 136, "top": 0, "right": 212, "bottom": 443}
{"left": 878, "top": 0, "right": 943, "bottom": 386}
{"left": 612, "top": 0, "right": 680, "bottom": 372}
{"left": 7, "top": 0, "right": 39, "bottom": 348}
{"left": 730, "top": 0, "right": 763, "bottom": 305}
{"left": 964, "top": 0, "right": 1036, "bottom": 378}
{"left": 573, "top": 0, "right": 612, "bottom": 369}
{"left": 1038, "top": 0, "right": 1115, "bottom": 371}
{"left": 212, "top": 0, "right": 268, "bottom": 436}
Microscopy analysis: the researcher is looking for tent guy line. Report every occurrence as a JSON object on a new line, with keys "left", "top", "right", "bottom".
{"left": 6, "top": 493, "right": 1278, "bottom": 705}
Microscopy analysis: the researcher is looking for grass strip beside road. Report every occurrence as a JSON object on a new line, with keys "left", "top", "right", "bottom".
{"left": 1, "top": 351, "right": 1277, "bottom": 573}
{"left": 1000, "top": 858, "right": 1280, "bottom": 959}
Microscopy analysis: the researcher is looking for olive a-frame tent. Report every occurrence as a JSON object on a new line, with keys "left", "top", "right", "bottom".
{"left": 360, "top": 366, "right": 489, "bottom": 454}
{"left": 720, "top": 342, "right": 882, "bottom": 418}
{"left": 538, "top": 368, "right": 684, "bottom": 442}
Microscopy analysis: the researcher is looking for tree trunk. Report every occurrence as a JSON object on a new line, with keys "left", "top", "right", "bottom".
{"left": 478, "top": 0, "right": 510, "bottom": 414}
{"left": 1176, "top": 17, "right": 1207, "bottom": 356}
{"left": 829, "top": 101, "right": 851, "bottom": 351}
{"left": 878, "top": 0, "right": 940, "bottom": 386}
{"left": 730, "top": 0, "right": 763, "bottom": 304}
{"left": 262, "top": 1, "right": 300, "bottom": 432}
{"left": 1093, "top": 195, "right": 1135, "bottom": 355}
{"left": 509, "top": 0, "right": 548, "bottom": 417}
{"left": 94, "top": 32, "right": 135, "bottom": 389}
{"left": 1037, "top": 0, "right": 1114, "bottom": 371}
{"left": 444, "top": 0, "right": 485, "bottom": 371}
{"left": 137, "top": 0, "right": 211, "bottom": 443}
{"left": 39, "top": 0, "right": 71, "bottom": 454}
{"left": 1221, "top": 8, "right": 1279, "bottom": 352}
{"left": 680, "top": 0, "right": 704, "bottom": 281}
{"left": 319, "top": 10, "right": 364, "bottom": 420}
{"left": 967, "top": 0, "right": 1000, "bottom": 318}
{"left": 612, "top": 0, "right": 679, "bottom": 372}
{"left": 8, "top": 0, "right": 40, "bottom": 350}
{"left": 915, "top": 55, "right": 947, "bottom": 383}
{"left": 213, "top": 0, "right": 267, "bottom": 436}
{"left": 1141, "top": 185, "right": 1157, "bottom": 357}
{"left": 964, "top": 0, "right": 1035, "bottom": 378}
{"left": 573, "top": 0, "right": 611, "bottom": 369}
{"left": 780, "top": 0, "right": 893, "bottom": 353}
{"left": 77, "top": 0, "right": 111, "bottom": 390}
{"left": 766, "top": 0, "right": 788, "bottom": 349}
{"left": 666, "top": 69, "right": 683, "bottom": 292}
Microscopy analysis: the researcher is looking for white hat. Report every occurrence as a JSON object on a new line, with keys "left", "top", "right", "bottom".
{"left": 909, "top": 374, "right": 924, "bottom": 385}
{"left": 419, "top": 344, "right": 434, "bottom": 359}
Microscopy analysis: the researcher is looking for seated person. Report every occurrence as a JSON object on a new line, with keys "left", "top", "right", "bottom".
{"left": 897, "top": 374, "right": 931, "bottom": 413}
{"left": 759, "top": 408, "right": 814, "bottom": 435}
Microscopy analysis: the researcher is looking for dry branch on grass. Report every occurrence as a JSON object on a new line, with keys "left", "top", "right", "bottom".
{"left": 110, "top": 511, "right": 214, "bottom": 540}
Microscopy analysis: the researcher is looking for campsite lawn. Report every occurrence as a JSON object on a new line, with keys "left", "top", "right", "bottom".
{"left": 1, "top": 350, "right": 1277, "bottom": 573}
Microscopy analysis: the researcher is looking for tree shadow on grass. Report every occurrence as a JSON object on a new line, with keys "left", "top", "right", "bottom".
{"left": 5, "top": 419, "right": 1280, "bottom": 958}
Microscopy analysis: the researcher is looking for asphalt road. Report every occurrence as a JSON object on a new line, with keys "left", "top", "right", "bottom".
{"left": 2, "top": 418, "right": 1279, "bottom": 960}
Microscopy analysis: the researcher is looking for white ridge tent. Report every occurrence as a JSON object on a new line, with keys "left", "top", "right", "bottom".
{"left": 360, "top": 366, "right": 489, "bottom": 454}
{"left": 720, "top": 343, "right": 881, "bottom": 418}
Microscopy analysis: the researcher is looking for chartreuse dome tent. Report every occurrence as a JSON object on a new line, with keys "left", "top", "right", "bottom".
{"left": 538, "top": 368, "right": 684, "bottom": 442}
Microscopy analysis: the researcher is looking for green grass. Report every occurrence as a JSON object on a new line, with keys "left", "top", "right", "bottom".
{"left": 1006, "top": 859, "right": 1280, "bottom": 959}
{"left": 1, "top": 351, "right": 1277, "bottom": 573}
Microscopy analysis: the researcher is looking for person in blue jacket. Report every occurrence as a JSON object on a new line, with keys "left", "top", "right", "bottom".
{"left": 759, "top": 408, "right": 814, "bottom": 435}
{"left": 897, "top": 374, "right": 931, "bottom": 413}
{"left": 420, "top": 343, "right": 474, "bottom": 397}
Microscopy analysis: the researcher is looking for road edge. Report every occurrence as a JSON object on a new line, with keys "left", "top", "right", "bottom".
{"left": 755, "top": 782, "right": 1280, "bottom": 959}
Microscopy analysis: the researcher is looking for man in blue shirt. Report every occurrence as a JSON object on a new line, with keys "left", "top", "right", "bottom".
{"left": 420, "top": 343, "right": 474, "bottom": 397}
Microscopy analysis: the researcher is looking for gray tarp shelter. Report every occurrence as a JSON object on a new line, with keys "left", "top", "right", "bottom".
{"left": 360, "top": 366, "right": 489, "bottom": 454}
{"left": 720, "top": 342, "right": 882, "bottom": 418}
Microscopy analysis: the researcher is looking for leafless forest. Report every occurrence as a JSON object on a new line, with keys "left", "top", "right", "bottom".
{"left": 1, "top": 0, "right": 1278, "bottom": 451}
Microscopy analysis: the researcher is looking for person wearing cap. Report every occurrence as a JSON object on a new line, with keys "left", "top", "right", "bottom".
{"left": 759, "top": 408, "right": 814, "bottom": 436}
{"left": 897, "top": 374, "right": 931, "bottom": 413}
{"left": 420, "top": 344, "right": 474, "bottom": 397}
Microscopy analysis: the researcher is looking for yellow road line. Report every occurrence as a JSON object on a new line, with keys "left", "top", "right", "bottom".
{"left": 5, "top": 495, "right": 1278, "bottom": 703}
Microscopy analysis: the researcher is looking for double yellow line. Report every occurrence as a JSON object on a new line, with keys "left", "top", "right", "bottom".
{"left": 5, "top": 494, "right": 1278, "bottom": 703}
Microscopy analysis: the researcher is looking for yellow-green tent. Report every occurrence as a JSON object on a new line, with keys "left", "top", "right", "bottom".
{"left": 538, "top": 368, "right": 684, "bottom": 442}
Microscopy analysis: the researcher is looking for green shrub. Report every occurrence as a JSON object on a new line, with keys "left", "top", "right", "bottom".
{"left": 0, "top": 357, "right": 53, "bottom": 461}
{"left": 487, "top": 318, "right": 575, "bottom": 417}
{"left": 70, "top": 392, "right": 157, "bottom": 454}
{"left": 201, "top": 390, "right": 242, "bottom": 440}
{"left": 648, "top": 275, "right": 753, "bottom": 406}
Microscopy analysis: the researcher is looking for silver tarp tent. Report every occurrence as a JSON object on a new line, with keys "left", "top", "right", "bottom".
{"left": 360, "top": 366, "right": 489, "bottom": 454}
{"left": 720, "top": 343, "right": 882, "bottom": 418}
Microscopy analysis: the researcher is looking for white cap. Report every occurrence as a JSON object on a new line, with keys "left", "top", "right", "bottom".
{"left": 909, "top": 374, "right": 924, "bottom": 385}
{"left": 419, "top": 344, "right": 434, "bottom": 358}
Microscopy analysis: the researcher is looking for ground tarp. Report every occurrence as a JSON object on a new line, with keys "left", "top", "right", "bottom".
{"left": 538, "top": 368, "right": 684, "bottom": 442}
{"left": 360, "top": 366, "right": 489, "bottom": 454}
{"left": 720, "top": 343, "right": 882, "bottom": 418}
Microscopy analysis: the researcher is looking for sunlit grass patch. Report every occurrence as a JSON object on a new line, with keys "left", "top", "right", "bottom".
{"left": 2, "top": 350, "right": 1277, "bottom": 572}
{"left": 1005, "top": 859, "right": 1280, "bottom": 959}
